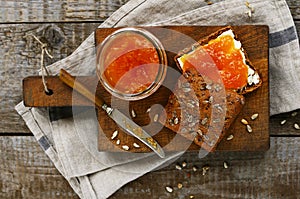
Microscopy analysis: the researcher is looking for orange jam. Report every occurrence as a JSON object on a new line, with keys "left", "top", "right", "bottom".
{"left": 102, "top": 32, "right": 160, "bottom": 94}
{"left": 180, "top": 33, "right": 248, "bottom": 89}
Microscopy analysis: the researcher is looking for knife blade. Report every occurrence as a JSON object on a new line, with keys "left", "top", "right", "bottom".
{"left": 102, "top": 104, "right": 165, "bottom": 158}
{"left": 59, "top": 69, "right": 165, "bottom": 158}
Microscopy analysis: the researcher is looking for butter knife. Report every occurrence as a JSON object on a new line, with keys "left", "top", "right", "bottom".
{"left": 59, "top": 69, "right": 165, "bottom": 158}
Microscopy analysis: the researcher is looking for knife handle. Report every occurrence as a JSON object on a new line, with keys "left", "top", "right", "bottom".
{"left": 59, "top": 69, "right": 104, "bottom": 108}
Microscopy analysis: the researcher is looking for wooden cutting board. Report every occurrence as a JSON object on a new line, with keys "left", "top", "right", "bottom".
{"left": 23, "top": 25, "right": 269, "bottom": 153}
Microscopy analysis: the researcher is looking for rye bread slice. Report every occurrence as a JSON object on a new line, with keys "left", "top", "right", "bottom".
{"left": 174, "top": 26, "right": 262, "bottom": 94}
{"left": 159, "top": 67, "right": 245, "bottom": 152}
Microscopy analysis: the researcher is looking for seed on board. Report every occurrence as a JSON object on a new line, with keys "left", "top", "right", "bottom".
{"left": 116, "top": 139, "right": 120, "bottom": 145}
{"left": 165, "top": 186, "right": 173, "bottom": 193}
{"left": 175, "top": 164, "right": 182, "bottom": 170}
{"left": 174, "top": 117, "right": 179, "bottom": 125}
{"left": 223, "top": 161, "right": 229, "bottom": 169}
{"left": 190, "top": 195, "right": 195, "bottom": 199}
{"left": 192, "top": 166, "right": 198, "bottom": 172}
{"left": 251, "top": 113, "right": 259, "bottom": 120}
{"left": 122, "top": 145, "right": 129, "bottom": 150}
{"left": 280, "top": 120, "right": 287, "bottom": 125}
{"left": 146, "top": 107, "right": 151, "bottom": 113}
{"left": 153, "top": 114, "right": 159, "bottom": 122}
{"left": 291, "top": 112, "right": 298, "bottom": 117}
{"left": 177, "top": 183, "right": 183, "bottom": 189}
{"left": 241, "top": 118, "right": 249, "bottom": 125}
{"left": 246, "top": 124, "right": 253, "bottom": 133}
{"left": 202, "top": 165, "right": 210, "bottom": 175}
{"left": 226, "top": 134, "right": 234, "bottom": 141}
{"left": 111, "top": 130, "right": 118, "bottom": 140}
{"left": 182, "top": 161, "right": 187, "bottom": 168}
{"left": 294, "top": 123, "right": 300, "bottom": 130}
{"left": 131, "top": 109, "right": 136, "bottom": 118}
{"left": 133, "top": 143, "right": 140, "bottom": 148}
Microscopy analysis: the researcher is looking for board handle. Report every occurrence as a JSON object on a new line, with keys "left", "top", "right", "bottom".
{"left": 59, "top": 69, "right": 104, "bottom": 108}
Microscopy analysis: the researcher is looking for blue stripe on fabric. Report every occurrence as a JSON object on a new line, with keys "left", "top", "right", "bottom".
{"left": 269, "top": 26, "right": 298, "bottom": 48}
{"left": 38, "top": 136, "right": 51, "bottom": 151}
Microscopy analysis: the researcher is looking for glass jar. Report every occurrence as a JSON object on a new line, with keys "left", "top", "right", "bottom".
{"left": 96, "top": 27, "right": 167, "bottom": 101}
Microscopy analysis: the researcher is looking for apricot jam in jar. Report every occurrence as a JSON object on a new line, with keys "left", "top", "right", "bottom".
{"left": 96, "top": 27, "right": 167, "bottom": 100}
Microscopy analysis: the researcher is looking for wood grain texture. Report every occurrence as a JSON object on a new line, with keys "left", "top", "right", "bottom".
{"left": 286, "top": 0, "right": 300, "bottom": 19}
{"left": 0, "top": 136, "right": 79, "bottom": 199}
{"left": 112, "top": 137, "right": 300, "bottom": 199}
{"left": 95, "top": 26, "right": 270, "bottom": 152}
{"left": 0, "top": 22, "right": 99, "bottom": 133}
{"left": 1, "top": 136, "right": 299, "bottom": 199}
{"left": 0, "top": 0, "right": 130, "bottom": 23}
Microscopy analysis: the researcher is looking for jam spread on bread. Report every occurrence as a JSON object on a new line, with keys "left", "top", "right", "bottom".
{"left": 177, "top": 30, "right": 249, "bottom": 90}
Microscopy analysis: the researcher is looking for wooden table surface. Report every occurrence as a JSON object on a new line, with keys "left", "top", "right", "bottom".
{"left": 0, "top": 0, "right": 299, "bottom": 198}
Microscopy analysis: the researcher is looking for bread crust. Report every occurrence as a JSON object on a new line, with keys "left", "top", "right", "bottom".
{"left": 174, "top": 26, "right": 262, "bottom": 94}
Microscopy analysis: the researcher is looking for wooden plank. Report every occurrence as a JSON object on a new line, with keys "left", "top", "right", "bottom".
{"left": 0, "top": 22, "right": 99, "bottom": 133}
{"left": 0, "top": 0, "right": 130, "bottom": 22}
{"left": 286, "top": 0, "right": 300, "bottom": 20}
{"left": 0, "top": 136, "right": 78, "bottom": 199}
{"left": 1, "top": 136, "right": 299, "bottom": 198}
{"left": 112, "top": 137, "right": 300, "bottom": 199}
{"left": 0, "top": 0, "right": 298, "bottom": 23}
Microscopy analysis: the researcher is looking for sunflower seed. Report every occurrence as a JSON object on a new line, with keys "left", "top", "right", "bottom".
{"left": 202, "top": 165, "right": 210, "bottom": 175}
{"left": 280, "top": 120, "right": 287, "bottom": 125}
{"left": 226, "top": 134, "right": 234, "bottom": 141}
{"left": 153, "top": 114, "right": 159, "bottom": 122}
{"left": 206, "top": 84, "right": 212, "bottom": 90}
{"left": 251, "top": 113, "right": 259, "bottom": 120}
{"left": 122, "top": 145, "right": 129, "bottom": 150}
{"left": 177, "top": 183, "right": 183, "bottom": 189}
{"left": 165, "top": 186, "right": 173, "bottom": 193}
{"left": 223, "top": 161, "right": 229, "bottom": 169}
{"left": 131, "top": 109, "right": 136, "bottom": 118}
{"left": 246, "top": 124, "right": 252, "bottom": 133}
{"left": 209, "top": 96, "right": 213, "bottom": 103}
{"left": 291, "top": 112, "right": 298, "bottom": 117}
{"left": 192, "top": 166, "right": 198, "bottom": 172}
{"left": 241, "top": 119, "right": 249, "bottom": 125}
{"left": 133, "top": 143, "right": 140, "bottom": 148}
{"left": 182, "top": 161, "right": 187, "bottom": 168}
{"left": 201, "top": 117, "right": 208, "bottom": 125}
{"left": 173, "top": 117, "right": 179, "bottom": 125}
{"left": 146, "top": 107, "right": 151, "bottom": 113}
{"left": 197, "top": 129, "right": 203, "bottom": 136}
{"left": 247, "top": 10, "right": 252, "bottom": 18}
{"left": 294, "top": 123, "right": 300, "bottom": 130}
{"left": 175, "top": 164, "right": 182, "bottom": 170}
{"left": 182, "top": 87, "right": 191, "bottom": 93}
{"left": 189, "top": 196, "right": 195, "bottom": 199}
{"left": 111, "top": 130, "right": 118, "bottom": 140}
{"left": 116, "top": 139, "right": 120, "bottom": 145}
